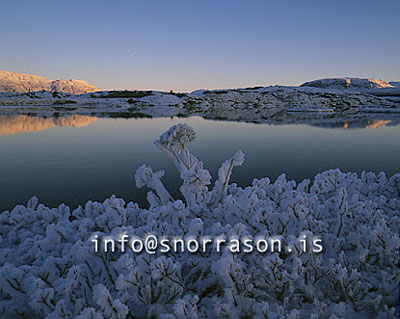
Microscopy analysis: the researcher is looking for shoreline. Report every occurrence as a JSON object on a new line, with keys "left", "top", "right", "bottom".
{"left": 0, "top": 85, "right": 399, "bottom": 126}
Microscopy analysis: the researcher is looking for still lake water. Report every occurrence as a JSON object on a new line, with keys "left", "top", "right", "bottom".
{"left": 0, "top": 115, "right": 399, "bottom": 212}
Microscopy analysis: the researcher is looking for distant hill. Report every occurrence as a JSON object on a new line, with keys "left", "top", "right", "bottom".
{"left": 0, "top": 70, "right": 99, "bottom": 94}
{"left": 300, "top": 77, "right": 395, "bottom": 90}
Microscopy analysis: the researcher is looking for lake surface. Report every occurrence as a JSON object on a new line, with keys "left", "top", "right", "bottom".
{"left": 0, "top": 115, "right": 399, "bottom": 212}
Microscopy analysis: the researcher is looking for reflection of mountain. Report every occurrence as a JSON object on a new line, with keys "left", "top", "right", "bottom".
{"left": 0, "top": 115, "right": 98, "bottom": 135}
{"left": 342, "top": 120, "right": 393, "bottom": 129}
{"left": 364, "top": 120, "right": 392, "bottom": 129}
{"left": 312, "top": 118, "right": 400, "bottom": 129}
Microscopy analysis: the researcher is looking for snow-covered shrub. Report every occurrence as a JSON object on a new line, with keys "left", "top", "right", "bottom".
{"left": 0, "top": 124, "right": 399, "bottom": 318}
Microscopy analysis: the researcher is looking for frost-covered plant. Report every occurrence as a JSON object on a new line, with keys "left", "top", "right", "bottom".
{"left": 135, "top": 164, "right": 173, "bottom": 206}
{"left": 0, "top": 124, "right": 399, "bottom": 318}
{"left": 151, "top": 124, "right": 212, "bottom": 209}
{"left": 138, "top": 123, "right": 245, "bottom": 210}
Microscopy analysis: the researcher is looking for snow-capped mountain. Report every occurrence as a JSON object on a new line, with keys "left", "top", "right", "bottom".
{"left": 300, "top": 77, "right": 395, "bottom": 90}
{"left": 0, "top": 70, "right": 99, "bottom": 94}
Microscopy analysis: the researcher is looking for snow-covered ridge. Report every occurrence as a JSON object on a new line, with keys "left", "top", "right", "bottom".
{"left": 0, "top": 70, "right": 99, "bottom": 94}
{"left": 0, "top": 124, "right": 399, "bottom": 318}
{"left": 300, "top": 77, "right": 395, "bottom": 90}
{"left": 1, "top": 85, "right": 399, "bottom": 125}
{"left": 389, "top": 81, "right": 400, "bottom": 88}
{"left": 0, "top": 76, "right": 399, "bottom": 126}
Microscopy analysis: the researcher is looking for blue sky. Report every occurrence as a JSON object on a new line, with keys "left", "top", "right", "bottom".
{"left": 1, "top": 0, "right": 399, "bottom": 91}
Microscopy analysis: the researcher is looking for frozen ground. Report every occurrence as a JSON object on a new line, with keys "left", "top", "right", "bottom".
{"left": 0, "top": 124, "right": 399, "bottom": 318}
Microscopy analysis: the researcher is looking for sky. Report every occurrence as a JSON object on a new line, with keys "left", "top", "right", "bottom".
{"left": 1, "top": 0, "right": 399, "bottom": 92}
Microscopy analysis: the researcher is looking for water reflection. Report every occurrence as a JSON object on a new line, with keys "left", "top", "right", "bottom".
{"left": 311, "top": 118, "right": 400, "bottom": 129}
{"left": 0, "top": 115, "right": 399, "bottom": 212}
{"left": 1, "top": 114, "right": 400, "bottom": 136}
{"left": 0, "top": 115, "right": 98, "bottom": 135}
